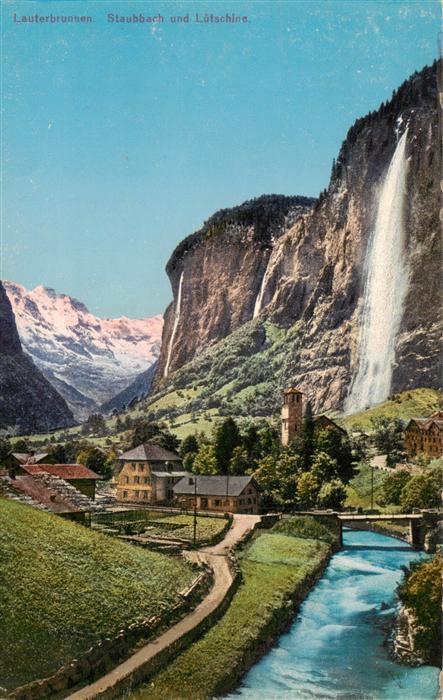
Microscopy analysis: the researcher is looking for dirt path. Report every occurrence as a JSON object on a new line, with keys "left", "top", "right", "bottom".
{"left": 68, "top": 514, "right": 260, "bottom": 700}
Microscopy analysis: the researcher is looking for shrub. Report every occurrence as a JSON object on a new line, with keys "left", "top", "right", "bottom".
{"left": 272, "top": 516, "right": 338, "bottom": 545}
{"left": 379, "top": 470, "right": 411, "bottom": 506}
{"left": 398, "top": 554, "right": 442, "bottom": 665}
{"left": 400, "top": 465, "right": 442, "bottom": 511}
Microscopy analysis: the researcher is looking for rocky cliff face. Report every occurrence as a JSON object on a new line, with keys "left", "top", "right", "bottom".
{"left": 0, "top": 282, "right": 74, "bottom": 434}
{"left": 154, "top": 61, "right": 441, "bottom": 413}
{"left": 4, "top": 281, "right": 163, "bottom": 420}
{"left": 157, "top": 195, "right": 315, "bottom": 381}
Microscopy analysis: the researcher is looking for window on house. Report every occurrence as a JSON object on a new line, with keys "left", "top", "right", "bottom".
{"left": 131, "top": 465, "right": 136, "bottom": 471}
{"left": 143, "top": 492, "right": 149, "bottom": 499}
{"left": 139, "top": 464, "right": 144, "bottom": 471}
{"left": 144, "top": 477, "right": 150, "bottom": 484}
{"left": 123, "top": 491, "right": 128, "bottom": 498}
{"left": 125, "top": 476, "right": 129, "bottom": 484}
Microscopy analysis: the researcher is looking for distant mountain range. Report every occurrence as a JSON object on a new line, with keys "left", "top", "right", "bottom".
{"left": 0, "top": 281, "right": 74, "bottom": 434}
{"left": 4, "top": 282, "right": 163, "bottom": 421}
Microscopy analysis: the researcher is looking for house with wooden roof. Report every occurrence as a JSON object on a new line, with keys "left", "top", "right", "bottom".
{"left": 173, "top": 475, "right": 260, "bottom": 514}
{"left": 9, "top": 452, "right": 48, "bottom": 470}
{"left": 313, "top": 414, "right": 347, "bottom": 436}
{"left": 0, "top": 470, "right": 101, "bottom": 523}
{"left": 116, "top": 443, "right": 188, "bottom": 504}
{"left": 404, "top": 411, "right": 443, "bottom": 460}
{"left": 17, "top": 463, "right": 101, "bottom": 499}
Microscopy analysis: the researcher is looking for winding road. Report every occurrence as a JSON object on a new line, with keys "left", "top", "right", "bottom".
{"left": 68, "top": 514, "right": 260, "bottom": 700}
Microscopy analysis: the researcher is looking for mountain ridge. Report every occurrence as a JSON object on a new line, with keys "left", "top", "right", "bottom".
{"left": 0, "top": 281, "right": 74, "bottom": 434}
{"left": 4, "top": 281, "right": 163, "bottom": 420}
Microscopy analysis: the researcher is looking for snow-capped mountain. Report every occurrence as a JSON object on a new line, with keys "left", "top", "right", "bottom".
{"left": 4, "top": 281, "right": 163, "bottom": 420}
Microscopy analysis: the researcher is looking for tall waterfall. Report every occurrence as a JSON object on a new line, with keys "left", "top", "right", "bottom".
{"left": 345, "top": 129, "right": 409, "bottom": 414}
{"left": 253, "top": 260, "right": 271, "bottom": 319}
{"left": 163, "top": 271, "right": 184, "bottom": 379}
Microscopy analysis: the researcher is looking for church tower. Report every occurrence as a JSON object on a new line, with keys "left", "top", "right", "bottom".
{"left": 281, "top": 387, "right": 304, "bottom": 446}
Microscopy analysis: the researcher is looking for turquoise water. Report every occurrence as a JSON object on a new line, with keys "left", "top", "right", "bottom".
{"left": 230, "top": 529, "right": 440, "bottom": 700}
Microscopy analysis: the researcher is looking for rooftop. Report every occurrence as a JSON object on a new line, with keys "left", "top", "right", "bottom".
{"left": 1, "top": 473, "right": 98, "bottom": 513}
{"left": 173, "top": 475, "right": 256, "bottom": 497}
{"left": 119, "top": 443, "right": 181, "bottom": 462}
{"left": 20, "top": 464, "right": 102, "bottom": 480}
{"left": 407, "top": 411, "right": 443, "bottom": 431}
{"left": 11, "top": 452, "right": 48, "bottom": 465}
{"left": 282, "top": 387, "right": 303, "bottom": 395}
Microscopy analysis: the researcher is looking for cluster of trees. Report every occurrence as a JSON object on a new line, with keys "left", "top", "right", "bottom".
{"left": 0, "top": 436, "right": 116, "bottom": 479}
{"left": 370, "top": 416, "right": 405, "bottom": 466}
{"left": 398, "top": 554, "right": 442, "bottom": 665}
{"left": 254, "top": 407, "right": 355, "bottom": 510}
{"left": 129, "top": 419, "right": 180, "bottom": 452}
{"left": 379, "top": 464, "right": 442, "bottom": 511}
{"left": 179, "top": 418, "right": 279, "bottom": 476}
{"left": 180, "top": 408, "right": 356, "bottom": 511}
{"left": 81, "top": 414, "right": 108, "bottom": 437}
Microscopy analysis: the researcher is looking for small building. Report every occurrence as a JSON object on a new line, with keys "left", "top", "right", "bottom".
{"left": 0, "top": 470, "right": 100, "bottom": 523}
{"left": 116, "top": 443, "right": 188, "bottom": 504}
{"left": 313, "top": 414, "right": 347, "bottom": 436}
{"left": 173, "top": 475, "right": 260, "bottom": 514}
{"left": 404, "top": 411, "right": 443, "bottom": 460}
{"left": 18, "top": 463, "right": 101, "bottom": 499}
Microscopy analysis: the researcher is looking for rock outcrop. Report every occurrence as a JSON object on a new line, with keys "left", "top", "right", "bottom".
{"left": 0, "top": 281, "right": 74, "bottom": 434}
{"left": 154, "top": 61, "right": 441, "bottom": 413}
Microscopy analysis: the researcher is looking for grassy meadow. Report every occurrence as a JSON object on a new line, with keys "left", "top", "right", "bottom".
{"left": 0, "top": 498, "right": 196, "bottom": 691}
{"left": 134, "top": 522, "right": 331, "bottom": 700}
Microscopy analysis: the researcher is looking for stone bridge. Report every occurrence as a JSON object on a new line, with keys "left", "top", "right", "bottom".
{"left": 296, "top": 510, "right": 441, "bottom": 550}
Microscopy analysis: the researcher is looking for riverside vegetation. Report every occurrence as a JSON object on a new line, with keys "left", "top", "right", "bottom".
{"left": 133, "top": 516, "right": 336, "bottom": 700}
{"left": 397, "top": 554, "right": 443, "bottom": 666}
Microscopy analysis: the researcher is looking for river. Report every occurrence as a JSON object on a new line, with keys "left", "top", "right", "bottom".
{"left": 230, "top": 528, "right": 440, "bottom": 700}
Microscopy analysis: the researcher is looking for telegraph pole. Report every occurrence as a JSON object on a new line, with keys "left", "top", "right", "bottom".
{"left": 193, "top": 475, "right": 197, "bottom": 546}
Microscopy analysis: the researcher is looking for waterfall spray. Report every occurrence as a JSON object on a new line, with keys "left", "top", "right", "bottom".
{"left": 345, "top": 129, "right": 409, "bottom": 413}
{"left": 163, "top": 271, "right": 184, "bottom": 378}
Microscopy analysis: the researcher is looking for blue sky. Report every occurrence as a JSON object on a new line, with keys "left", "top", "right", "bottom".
{"left": 2, "top": 0, "right": 440, "bottom": 318}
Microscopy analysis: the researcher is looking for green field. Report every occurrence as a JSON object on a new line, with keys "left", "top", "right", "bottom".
{"left": 141, "top": 514, "right": 229, "bottom": 544}
{"left": 92, "top": 511, "right": 229, "bottom": 546}
{"left": 134, "top": 528, "right": 330, "bottom": 700}
{"left": 0, "top": 498, "right": 196, "bottom": 691}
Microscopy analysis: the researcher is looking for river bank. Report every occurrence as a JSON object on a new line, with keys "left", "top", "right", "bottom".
{"left": 131, "top": 520, "right": 335, "bottom": 699}
{"left": 232, "top": 528, "right": 440, "bottom": 700}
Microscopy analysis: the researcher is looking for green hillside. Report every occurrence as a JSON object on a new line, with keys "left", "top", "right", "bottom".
{"left": 0, "top": 498, "right": 195, "bottom": 690}
{"left": 339, "top": 388, "right": 442, "bottom": 432}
